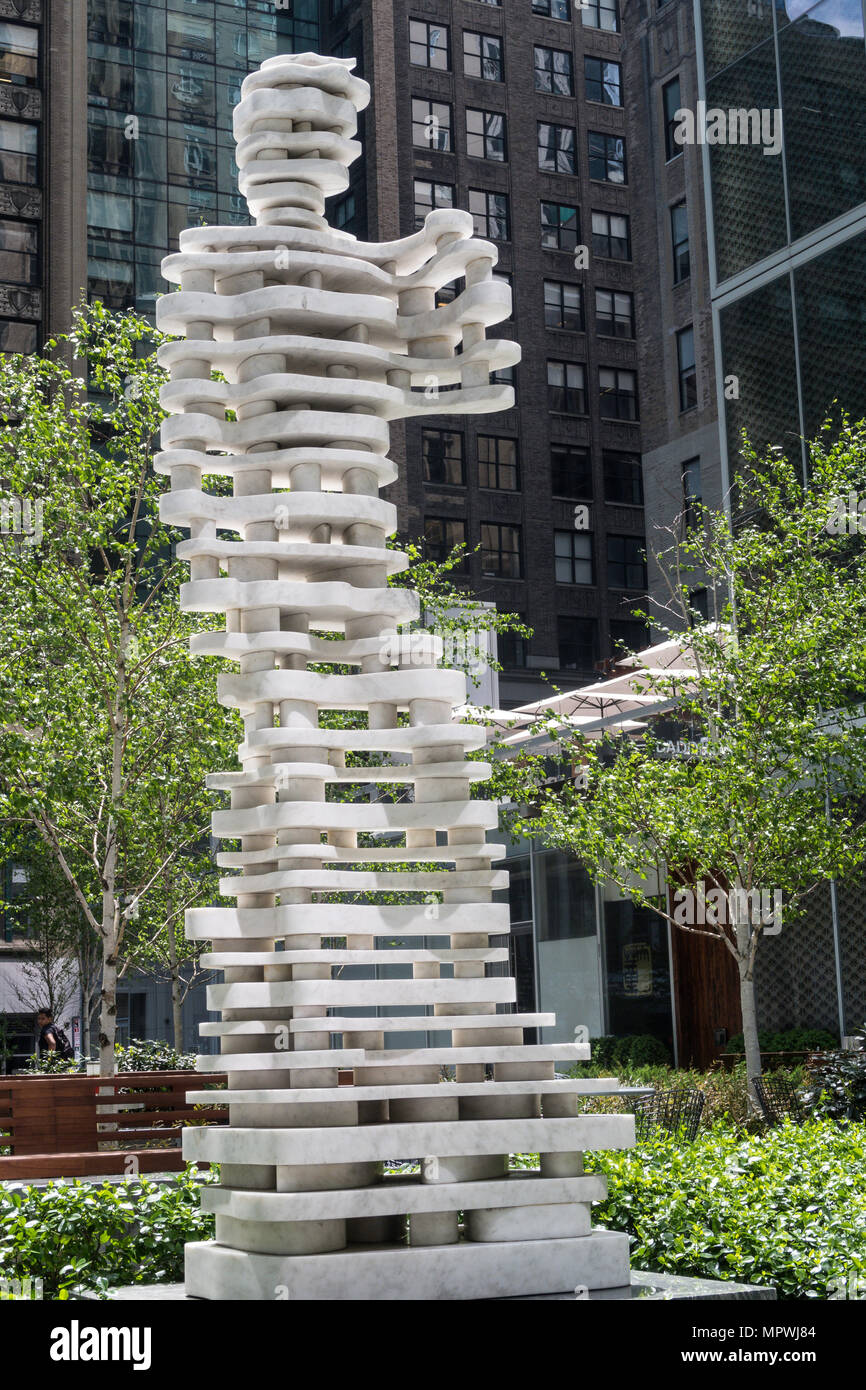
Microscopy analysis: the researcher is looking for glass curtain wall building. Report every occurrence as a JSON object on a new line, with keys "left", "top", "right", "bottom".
{"left": 0, "top": 0, "right": 42, "bottom": 354}
{"left": 692, "top": 0, "right": 866, "bottom": 1051}
{"left": 696, "top": 0, "right": 866, "bottom": 481}
{"left": 85, "top": 0, "right": 311, "bottom": 317}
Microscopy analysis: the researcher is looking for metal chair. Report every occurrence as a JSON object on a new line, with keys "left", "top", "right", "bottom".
{"left": 633, "top": 1086, "right": 705, "bottom": 1142}
{"left": 753, "top": 1074, "right": 805, "bottom": 1126}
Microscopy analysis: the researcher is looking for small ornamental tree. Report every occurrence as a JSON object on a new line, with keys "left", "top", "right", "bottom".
{"left": 491, "top": 423, "right": 866, "bottom": 1100}
{"left": 0, "top": 303, "right": 238, "bottom": 1073}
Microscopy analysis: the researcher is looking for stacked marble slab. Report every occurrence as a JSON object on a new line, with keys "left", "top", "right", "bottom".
{"left": 157, "top": 51, "right": 633, "bottom": 1301}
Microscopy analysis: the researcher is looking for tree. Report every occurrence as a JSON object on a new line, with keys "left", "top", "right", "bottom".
{"left": 2, "top": 848, "right": 93, "bottom": 1030}
{"left": 123, "top": 851, "right": 218, "bottom": 1054}
{"left": 0, "top": 302, "right": 238, "bottom": 1073}
{"left": 491, "top": 423, "right": 866, "bottom": 1100}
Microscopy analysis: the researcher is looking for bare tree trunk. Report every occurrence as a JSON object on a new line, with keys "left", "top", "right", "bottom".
{"left": 167, "top": 921, "right": 184, "bottom": 1052}
{"left": 98, "top": 650, "right": 126, "bottom": 1076}
{"left": 735, "top": 920, "right": 762, "bottom": 1109}
{"left": 98, "top": 925, "right": 118, "bottom": 1075}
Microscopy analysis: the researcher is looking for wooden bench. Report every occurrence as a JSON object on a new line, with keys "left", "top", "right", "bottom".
{"left": 0, "top": 1071, "right": 227, "bottom": 1181}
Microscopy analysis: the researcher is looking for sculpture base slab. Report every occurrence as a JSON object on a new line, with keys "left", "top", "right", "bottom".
{"left": 104, "top": 1267, "right": 777, "bottom": 1301}
{"left": 184, "top": 1230, "right": 630, "bottom": 1301}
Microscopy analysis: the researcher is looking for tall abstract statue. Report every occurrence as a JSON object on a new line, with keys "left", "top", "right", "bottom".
{"left": 158, "top": 53, "right": 633, "bottom": 1300}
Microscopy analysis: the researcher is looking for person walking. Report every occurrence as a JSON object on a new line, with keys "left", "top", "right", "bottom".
{"left": 36, "top": 1009, "right": 74, "bottom": 1061}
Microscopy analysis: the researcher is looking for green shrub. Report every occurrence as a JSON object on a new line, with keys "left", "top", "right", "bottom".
{"left": 114, "top": 1040, "right": 197, "bottom": 1072}
{"left": 627, "top": 1035, "right": 671, "bottom": 1067}
{"left": 21, "top": 1052, "right": 82, "bottom": 1075}
{"left": 19, "top": 1040, "right": 198, "bottom": 1075}
{"left": 802, "top": 1051, "right": 866, "bottom": 1121}
{"left": 589, "top": 1036, "right": 618, "bottom": 1069}
{"left": 567, "top": 1061, "right": 809, "bottom": 1132}
{"left": 0, "top": 1168, "right": 216, "bottom": 1299}
{"left": 586, "top": 1118, "right": 866, "bottom": 1299}
{"left": 589, "top": 1034, "right": 671, "bottom": 1070}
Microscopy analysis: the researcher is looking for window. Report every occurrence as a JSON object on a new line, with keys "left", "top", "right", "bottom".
{"left": 548, "top": 360, "right": 586, "bottom": 414}
{"left": 585, "top": 56, "right": 622, "bottom": 106}
{"left": 491, "top": 362, "right": 515, "bottom": 388}
{"left": 0, "top": 319, "right": 36, "bottom": 353}
{"left": 499, "top": 620, "right": 527, "bottom": 669}
{"left": 88, "top": 0, "right": 133, "bottom": 46}
{"left": 544, "top": 280, "right": 584, "bottom": 331}
{"left": 115, "top": 991, "right": 147, "bottom": 1043}
{"left": 558, "top": 616, "right": 597, "bottom": 672}
{"left": 332, "top": 193, "right": 356, "bottom": 229}
{"left": 0, "top": 22, "right": 38, "bottom": 85}
{"left": 541, "top": 202, "right": 579, "bottom": 252}
{"left": 466, "top": 108, "right": 507, "bottom": 161}
{"left": 603, "top": 452, "right": 643, "bottom": 505}
{"left": 682, "top": 457, "right": 702, "bottom": 528}
{"left": 469, "top": 188, "right": 509, "bottom": 240}
{"left": 534, "top": 47, "right": 573, "bottom": 97}
{"left": 607, "top": 535, "right": 646, "bottom": 589}
{"left": 671, "top": 202, "right": 690, "bottom": 283}
{"left": 600, "top": 367, "right": 638, "bottom": 420}
{"left": 555, "top": 531, "right": 594, "bottom": 585}
{"left": 0, "top": 120, "right": 37, "bottom": 184}
{"left": 409, "top": 20, "right": 449, "bottom": 70}
{"left": 690, "top": 588, "right": 709, "bottom": 623}
{"left": 663, "top": 77, "right": 682, "bottom": 162}
{"left": 88, "top": 59, "right": 134, "bottom": 110}
{"left": 422, "top": 429, "right": 464, "bottom": 486}
{"left": 414, "top": 179, "right": 454, "bottom": 229}
{"left": 425, "top": 516, "right": 468, "bottom": 572}
{"left": 0, "top": 219, "right": 37, "bottom": 285}
{"left": 168, "top": 133, "right": 216, "bottom": 189}
{"left": 538, "top": 122, "right": 576, "bottom": 175}
{"left": 464, "top": 32, "right": 503, "bottom": 82}
{"left": 478, "top": 436, "right": 519, "bottom": 491}
{"left": 435, "top": 280, "right": 462, "bottom": 308}
{"left": 481, "top": 522, "right": 522, "bottom": 578}
{"left": 88, "top": 255, "right": 134, "bottom": 310}
{"left": 595, "top": 289, "right": 634, "bottom": 338}
{"left": 588, "top": 131, "right": 626, "bottom": 184}
{"left": 592, "top": 210, "right": 630, "bottom": 260}
{"left": 166, "top": 13, "right": 215, "bottom": 60}
{"left": 677, "top": 326, "right": 697, "bottom": 411}
{"left": 532, "top": 0, "right": 570, "bottom": 18}
{"left": 412, "top": 99, "right": 452, "bottom": 151}
{"left": 582, "top": 0, "right": 620, "bottom": 32}
{"left": 552, "top": 444, "right": 592, "bottom": 498}
{"left": 610, "top": 618, "right": 649, "bottom": 657}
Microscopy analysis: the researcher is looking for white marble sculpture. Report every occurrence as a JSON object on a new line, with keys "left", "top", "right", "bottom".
{"left": 157, "top": 52, "right": 633, "bottom": 1300}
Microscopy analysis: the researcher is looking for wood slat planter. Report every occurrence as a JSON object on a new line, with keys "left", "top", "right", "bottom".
{"left": 0, "top": 1071, "right": 227, "bottom": 1180}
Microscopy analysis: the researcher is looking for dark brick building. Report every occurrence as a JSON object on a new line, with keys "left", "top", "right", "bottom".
{"left": 320, "top": 0, "right": 657, "bottom": 704}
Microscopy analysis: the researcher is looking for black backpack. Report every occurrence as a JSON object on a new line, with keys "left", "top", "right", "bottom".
{"left": 48, "top": 1024, "right": 74, "bottom": 1061}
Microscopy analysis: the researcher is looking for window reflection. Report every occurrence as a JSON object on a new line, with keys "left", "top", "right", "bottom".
{"left": 0, "top": 22, "right": 38, "bottom": 85}
{"left": 84, "top": 2, "right": 281, "bottom": 317}
{"left": 0, "top": 120, "right": 38, "bottom": 184}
